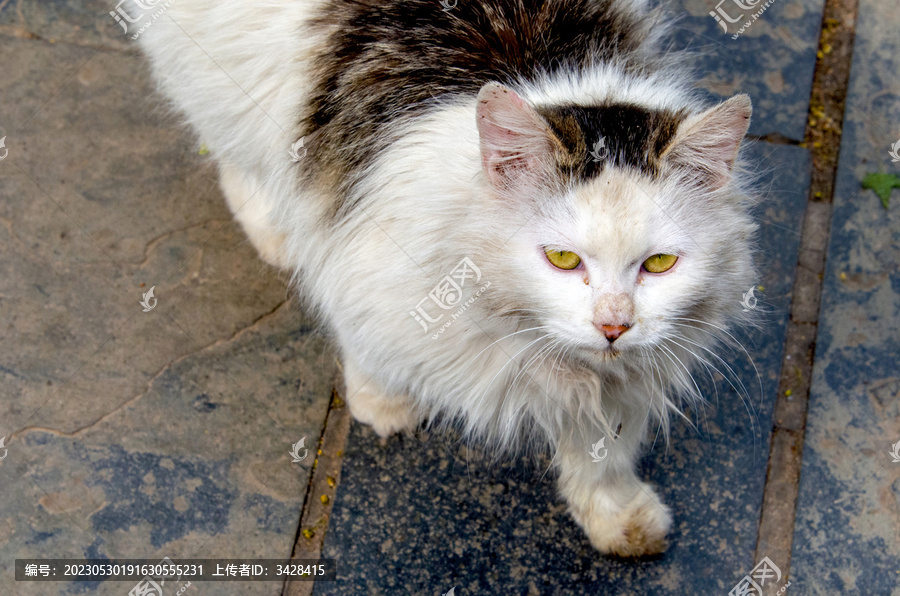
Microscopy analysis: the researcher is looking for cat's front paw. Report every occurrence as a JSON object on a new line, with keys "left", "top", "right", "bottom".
{"left": 342, "top": 358, "right": 421, "bottom": 438}
{"left": 570, "top": 483, "right": 672, "bottom": 557}
{"left": 347, "top": 387, "right": 419, "bottom": 438}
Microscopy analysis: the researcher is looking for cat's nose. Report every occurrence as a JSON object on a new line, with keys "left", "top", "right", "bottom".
{"left": 596, "top": 323, "right": 630, "bottom": 343}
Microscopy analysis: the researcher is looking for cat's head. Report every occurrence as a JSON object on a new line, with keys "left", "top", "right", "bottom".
{"left": 474, "top": 82, "right": 756, "bottom": 371}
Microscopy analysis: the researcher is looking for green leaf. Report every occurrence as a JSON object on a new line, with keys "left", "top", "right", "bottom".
{"left": 862, "top": 172, "right": 900, "bottom": 209}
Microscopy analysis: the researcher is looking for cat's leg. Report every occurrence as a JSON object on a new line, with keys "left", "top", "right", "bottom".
{"left": 556, "top": 422, "right": 671, "bottom": 557}
{"left": 217, "top": 163, "right": 288, "bottom": 268}
{"left": 341, "top": 356, "right": 421, "bottom": 438}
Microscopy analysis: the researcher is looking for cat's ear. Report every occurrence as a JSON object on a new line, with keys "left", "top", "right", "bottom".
{"left": 476, "top": 82, "right": 558, "bottom": 194}
{"left": 661, "top": 94, "right": 751, "bottom": 190}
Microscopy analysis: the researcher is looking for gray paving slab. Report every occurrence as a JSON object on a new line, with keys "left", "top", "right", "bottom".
{"left": 316, "top": 142, "right": 810, "bottom": 595}
{"left": 0, "top": 34, "right": 336, "bottom": 596}
{"left": 0, "top": 0, "right": 128, "bottom": 50}
{"left": 790, "top": 0, "right": 900, "bottom": 592}
{"left": 675, "top": 0, "right": 825, "bottom": 141}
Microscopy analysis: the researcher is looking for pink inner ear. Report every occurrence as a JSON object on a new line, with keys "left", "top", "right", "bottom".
{"left": 666, "top": 94, "right": 752, "bottom": 190}
{"left": 476, "top": 83, "right": 553, "bottom": 191}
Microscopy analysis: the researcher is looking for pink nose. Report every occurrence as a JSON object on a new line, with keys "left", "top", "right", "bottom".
{"left": 596, "top": 323, "right": 630, "bottom": 343}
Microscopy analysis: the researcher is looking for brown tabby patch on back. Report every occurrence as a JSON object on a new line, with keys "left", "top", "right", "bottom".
{"left": 301, "top": 0, "right": 672, "bottom": 220}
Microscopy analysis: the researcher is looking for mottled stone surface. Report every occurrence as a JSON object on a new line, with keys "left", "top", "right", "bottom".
{"left": 317, "top": 143, "right": 810, "bottom": 595}
{"left": 790, "top": 0, "right": 900, "bottom": 591}
{"left": 0, "top": 0, "right": 129, "bottom": 50}
{"left": 0, "top": 33, "right": 335, "bottom": 596}
{"left": 674, "top": 0, "right": 825, "bottom": 141}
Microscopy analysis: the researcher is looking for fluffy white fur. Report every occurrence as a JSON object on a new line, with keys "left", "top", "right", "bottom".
{"left": 134, "top": 0, "right": 756, "bottom": 556}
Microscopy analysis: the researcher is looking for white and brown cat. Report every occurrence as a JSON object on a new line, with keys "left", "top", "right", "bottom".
{"left": 132, "top": 0, "right": 756, "bottom": 556}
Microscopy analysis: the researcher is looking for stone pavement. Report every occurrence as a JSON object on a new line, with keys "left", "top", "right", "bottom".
{"left": 0, "top": 8, "right": 336, "bottom": 595}
{"left": 0, "top": 0, "right": 897, "bottom": 595}
{"left": 790, "top": 0, "right": 900, "bottom": 591}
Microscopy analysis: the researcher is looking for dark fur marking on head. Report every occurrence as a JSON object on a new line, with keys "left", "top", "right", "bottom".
{"left": 537, "top": 104, "right": 686, "bottom": 180}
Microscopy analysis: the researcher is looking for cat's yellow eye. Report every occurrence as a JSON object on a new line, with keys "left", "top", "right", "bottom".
{"left": 642, "top": 253, "right": 678, "bottom": 273}
{"left": 544, "top": 248, "right": 582, "bottom": 270}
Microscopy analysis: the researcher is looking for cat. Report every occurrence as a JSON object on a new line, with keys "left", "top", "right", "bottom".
{"left": 133, "top": 0, "right": 756, "bottom": 556}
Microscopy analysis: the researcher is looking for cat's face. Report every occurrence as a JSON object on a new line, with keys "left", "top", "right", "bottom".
{"left": 476, "top": 83, "right": 755, "bottom": 367}
{"left": 514, "top": 172, "right": 753, "bottom": 367}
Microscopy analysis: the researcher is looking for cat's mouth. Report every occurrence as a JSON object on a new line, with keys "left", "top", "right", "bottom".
{"left": 585, "top": 344, "right": 622, "bottom": 362}
{"left": 601, "top": 347, "right": 621, "bottom": 360}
